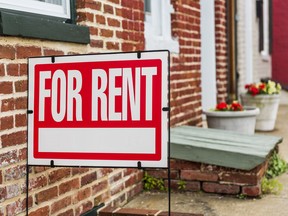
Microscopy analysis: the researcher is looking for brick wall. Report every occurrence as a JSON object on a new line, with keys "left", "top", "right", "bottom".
{"left": 214, "top": 0, "right": 228, "bottom": 103}
{"left": 170, "top": 0, "right": 202, "bottom": 127}
{"left": 145, "top": 158, "right": 267, "bottom": 197}
{"left": 0, "top": 0, "right": 208, "bottom": 215}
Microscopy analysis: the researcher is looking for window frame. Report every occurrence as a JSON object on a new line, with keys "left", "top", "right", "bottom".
{"left": 144, "top": 0, "right": 179, "bottom": 53}
{"left": 0, "top": 0, "right": 70, "bottom": 20}
{"left": 0, "top": 0, "right": 90, "bottom": 44}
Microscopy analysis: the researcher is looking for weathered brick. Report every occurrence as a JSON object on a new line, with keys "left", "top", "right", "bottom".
{"left": 16, "top": 46, "right": 41, "bottom": 59}
{"left": 57, "top": 209, "right": 74, "bottom": 216}
{"left": 81, "top": 172, "right": 97, "bottom": 186}
{"left": 74, "top": 188, "right": 91, "bottom": 202}
{"left": 202, "top": 182, "right": 240, "bottom": 195}
{"left": 0, "top": 45, "right": 15, "bottom": 59}
{"left": 49, "top": 168, "right": 71, "bottom": 184}
{"left": 114, "top": 208, "right": 159, "bottom": 216}
{"left": 181, "top": 170, "right": 219, "bottom": 182}
{"left": 29, "top": 206, "right": 50, "bottom": 216}
{"left": 0, "top": 150, "right": 18, "bottom": 167}
{"left": 35, "top": 186, "right": 58, "bottom": 204}
{"left": 106, "top": 42, "right": 119, "bottom": 50}
{"left": 0, "top": 81, "right": 13, "bottom": 94}
{"left": 0, "top": 115, "right": 14, "bottom": 130}
{"left": 109, "top": 171, "right": 122, "bottom": 184}
{"left": 29, "top": 175, "right": 48, "bottom": 191}
{"left": 92, "top": 180, "right": 108, "bottom": 195}
{"left": 6, "top": 198, "right": 26, "bottom": 215}
{"left": 104, "top": 4, "right": 114, "bottom": 14}
{"left": 90, "top": 39, "right": 104, "bottom": 48}
{"left": 72, "top": 167, "right": 90, "bottom": 176}
{"left": 59, "top": 178, "right": 80, "bottom": 195}
{"left": 219, "top": 172, "right": 258, "bottom": 185}
{"left": 242, "top": 184, "right": 262, "bottom": 197}
{"left": 43, "top": 49, "right": 64, "bottom": 56}
{"left": 19, "top": 64, "right": 27, "bottom": 76}
{"left": 51, "top": 196, "right": 72, "bottom": 214}
{"left": 4, "top": 164, "right": 26, "bottom": 181}
{"left": 6, "top": 184, "right": 21, "bottom": 199}
{"left": 75, "top": 201, "right": 93, "bottom": 216}
{"left": 1, "top": 98, "right": 14, "bottom": 112}
{"left": 0, "top": 186, "right": 7, "bottom": 202}
{"left": 1, "top": 131, "right": 27, "bottom": 147}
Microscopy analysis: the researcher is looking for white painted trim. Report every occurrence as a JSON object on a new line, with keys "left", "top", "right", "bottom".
{"left": 245, "top": 0, "right": 253, "bottom": 83}
{"left": 144, "top": 0, "right": 179, "bottom": 53}
{"left": 261, "top": 0, "right": 270, "bottom": 62}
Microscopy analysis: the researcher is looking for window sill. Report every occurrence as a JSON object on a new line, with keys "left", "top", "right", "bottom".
{"left": 145, "top": 36, "right": 179, "bottom": 54}
{"left": 0, "top": 11, "right": 90, "bottom": 44}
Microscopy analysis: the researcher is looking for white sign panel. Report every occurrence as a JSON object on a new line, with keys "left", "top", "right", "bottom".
{"left": 28, "top": 51, "right": 169, "bottom": 167}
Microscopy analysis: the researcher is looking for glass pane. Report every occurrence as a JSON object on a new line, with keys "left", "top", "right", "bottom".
{"left": 37, "top": 0, "right": 62, "bottom": 6}
{"left": 145, "top": 0, "right": 151, "bottom": 13}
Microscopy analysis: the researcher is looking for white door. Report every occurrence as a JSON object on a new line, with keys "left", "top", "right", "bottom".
{"left": 200, "top": 0, "right": 217, "bottom": 113}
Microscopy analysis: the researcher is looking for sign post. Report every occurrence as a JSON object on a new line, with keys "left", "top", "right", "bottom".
{"left": 28, "top": 51, "right": 169, "bottom": 168}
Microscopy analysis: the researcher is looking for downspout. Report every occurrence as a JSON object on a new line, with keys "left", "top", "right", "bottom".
{"left": 226, "top": 0, "right": 238, "bottom": 102}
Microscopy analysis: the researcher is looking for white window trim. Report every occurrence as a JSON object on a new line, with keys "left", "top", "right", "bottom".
{"left": 0, "top": 0, "right": 70, "bottom": 19}
{"left": 144, "top": 0, "right": 179, "bottom": 53}
{"left": 261, "top": 0, "right": 270, "bottom": 61}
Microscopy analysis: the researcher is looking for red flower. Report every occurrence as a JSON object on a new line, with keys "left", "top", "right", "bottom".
{"left": 249, "top": 86, "right": 259, "bottom": 96}
{"left": 230, "top": 102, "right": 243, "bottom": 111}
{"left": 216, "top": 102, "right": 228, "bottom": 111}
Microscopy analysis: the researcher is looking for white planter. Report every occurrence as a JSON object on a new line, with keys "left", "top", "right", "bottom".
{"left": 204, "top": 107, "right": 260, "bottom": 135}
{"left": 240, "top": 94, "right": 280, "bottom": 131}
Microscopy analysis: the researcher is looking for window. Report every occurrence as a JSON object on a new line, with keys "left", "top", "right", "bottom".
{"left": 0, "top": 0, "right": 90, "bottom": 44}
{"left": 144, "top": 0, "right": 179, "bottom": 53}
{"left": 0, "top": 0, "right": 70, "bottom": 20}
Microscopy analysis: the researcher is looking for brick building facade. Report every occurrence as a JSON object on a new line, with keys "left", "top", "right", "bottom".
{"left": 0, "top": 0, "right": 228, "bottom": 215}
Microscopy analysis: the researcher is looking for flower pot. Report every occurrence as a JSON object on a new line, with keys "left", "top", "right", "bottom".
{"left": 240, "top": 93, "right": 280, "bottom": 131}
{"left": 204, "top": 107, "right": 260, "bottom": 135}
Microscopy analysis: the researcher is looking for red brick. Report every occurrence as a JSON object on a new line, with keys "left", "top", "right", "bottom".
{"left": 0, "top": 115, "right": 14, "bottom": 130}
{"left": 219, "top": 172, "right": 258, "bottom": 185}
{"left": 104, "top": 4, "right": 114, "bottom": 14}
{"left": 106, "top": 42, "right": 120, "bottom": 50}
{"left": 107, "top": 18, "right": 120, "bottom": 27}
{"left": 0, "top": 187, "right": 7, "bottom": 202}
{"left": 35, "top": 186, "right": 58, "bottom": 204}
{"left": 1, "top": 131, "right": 27, "bottom": 147}
{"left": 92, "top": 180, "right": 108, "bottom": 195}
{"left": 15, "top": 97, "right": 27, "bottom": 110}
{"left": 0, "top": 45, "right": 15, "bottom": 59}
{"left": 75, "top": 201, "right": 93, "bottom": 216}
{"left": 90, "top": 39, "right": 104, "bottom": 48}
{"left": 7, "top": 63, "right": 19, "bottom": 76}
{"left": 78, "top": 11, "right": 94, "bottom": 22}
{"left": 75, "top": 187, "right": 91, "bottom": 202}
{"left": 57, "top": 209, "right": 74, "bottom": 216}
{"left": 181, "top": 170, "right": 218, "bottom": 182}
{"left": 0, "top": 64, "right": 5, "bottom": 76}
{"left": 96, "top": 15, "right": 106, "bottom": 24}
{"left": 0, "top": 81, "right": 13, "bottom": 94}
{"left": 202, "top": 182, "right": 240, "bottom": 195}
{"left": 15, "top": 80, "right": 28, "bottom": 92}
{"left": 49, "top": 168, "right": 71, "bottom": 184}
{"left": 19, "top": 148, "right": 27, "bottom": 161}
{"left": 121, "top": 43, "right": 134, "bottom": 52}
{"left": 6, "top": 199, "right": 26, "bottom": 215}
{"left": 59, "top": 178, "right": 80, "bottom": 195}
{"left": 16, "top": 46, "right": 41, "bottom": 59}
{"left": 109, "top": 172, "right": 122, "bottom": 184}
{"left": 114, "top": 208, "right": 159, "bottom": 216}
{"left": 51, "top": 196, "right": 72, "bottom": 214}
{"left": 34, "top": 166, "right": 50, "bottom": 173}
{"left": 72, "top": 167, "right": 90, "bottom": 176}
{"left": 29, "top": 206, "right": 50, "bottom": 216}
{"left": 43, "top": 49, "right": 64, "bottom": 56}
{"left": 0, "top": 171, "right": 2, "bottom": 184}
{"left": 15, "top": 113, "right": 27, "bottom": 127}
{"left": 242, "top": 184, "right": 262, "bottom": 197}
{"left": 100, "top": 29, "right": 114, "bottom": 38}
{"left": 81, "top": 171, "right": 97, "bottom": 186}
{"left": 19, "top": 64, "right": 27, "bottom": 76}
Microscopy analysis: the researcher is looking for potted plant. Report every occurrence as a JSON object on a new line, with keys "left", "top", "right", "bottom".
{"left": 204, "top": 101, "right": 260, "bottom": 135}
{"left": 240, "top": 80, "right": 281, "bottom": 131}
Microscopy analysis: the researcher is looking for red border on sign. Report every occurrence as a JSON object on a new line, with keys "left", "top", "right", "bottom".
{"left": 33, "top": 59, "right": 163, "bottom": 161}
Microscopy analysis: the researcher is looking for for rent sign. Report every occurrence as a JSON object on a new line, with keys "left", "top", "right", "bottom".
{"left": 28, "top": 51, "right": 169, "bottom": 167}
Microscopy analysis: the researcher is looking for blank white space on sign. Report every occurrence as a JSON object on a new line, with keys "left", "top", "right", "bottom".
{"left": 39, "top": 128, "right": 155, "bottom": 153}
